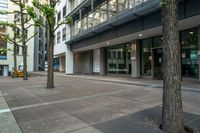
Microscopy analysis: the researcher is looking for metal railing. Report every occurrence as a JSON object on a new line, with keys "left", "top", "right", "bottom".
{"left": 69, "top": 0, "right": 151, "bottom": 38}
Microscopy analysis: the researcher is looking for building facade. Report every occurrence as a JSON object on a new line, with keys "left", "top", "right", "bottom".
{"left": 55, "top": 0, "right": 200, "bottom": 81}
{"left": 0, "top": 0, "right": 47, "bottom": 76}
{"left": 0, "top": 0, "right": 9, "bottom": 76}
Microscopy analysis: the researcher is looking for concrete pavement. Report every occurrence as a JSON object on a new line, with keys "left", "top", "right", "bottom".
{"left": 0, "top": 74, "right": 199, "bottom": 133}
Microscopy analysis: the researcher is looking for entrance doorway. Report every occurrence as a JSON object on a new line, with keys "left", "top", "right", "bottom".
{"left": 152, "top": 48, "right": 163, "bottom": 79}
{"left": 0, "top": 66, "right": 3, "bottom": 76}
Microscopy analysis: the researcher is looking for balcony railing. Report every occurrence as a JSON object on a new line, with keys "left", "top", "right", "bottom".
{"left": 70, "top": 0, "right": 153, "bottom": 38}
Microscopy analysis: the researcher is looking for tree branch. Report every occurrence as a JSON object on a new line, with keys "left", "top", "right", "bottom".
{"left": 25, "top": 31, "right": 38, "bottom": 44}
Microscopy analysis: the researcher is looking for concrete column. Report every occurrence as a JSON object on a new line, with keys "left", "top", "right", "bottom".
{"left": 198, "top": 26, "right": 200, "bottom": 82}
{"left": 59, "top": 56, "right": 66, "bottom": 72}
{"left": 131, "top": 40, "right": 140, "bottom": 78}
{"left": 100, "top": 47, "right": 106, "bottom": 76}
{"left": 65, "top": 44, "right": 74, "bottom": 74}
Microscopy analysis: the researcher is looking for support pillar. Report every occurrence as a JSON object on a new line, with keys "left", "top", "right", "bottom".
{"left": 100, "top": 47, "right": 106, "bottom": 76}
{"left": 65, "top": 44, "right": 74, "bottom": 74}
{"left": 198, "top": 26, "right": 200, "bottom": 82}
{"left": 131, "top": 40, "right": 140, "bottom": 78}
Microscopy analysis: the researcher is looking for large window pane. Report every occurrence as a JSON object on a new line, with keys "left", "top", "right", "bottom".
{"left": 88, "top": 13, "right": 94, "bottom": 28}
{"left": 99, "top": 3, "right": 107, "bottom": 23}
{"left": 74, "top": 20, "right": 81, "bottom": 35}
{"left": 118, "top": 0, "right": 129, "bottom": 12}
{"left": 106, "top": 43, "right": 131, "bottom": 74}
{"left": 141, "top": 38, "right": 152, "bottom": 76}
{"left": 181, "top": 28, "right": 199, "bottom": 78}
{"left": 109, "top": 0, "right": 117, "bottom": 18}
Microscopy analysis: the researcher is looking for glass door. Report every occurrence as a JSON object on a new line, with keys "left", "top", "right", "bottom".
{"left": 0, "top": 66, "right": 3, "bottom": 76}
{"left": 152, "top": 48, "right": 163, "bottom": 79}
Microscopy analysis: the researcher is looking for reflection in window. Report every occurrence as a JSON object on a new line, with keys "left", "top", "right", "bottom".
{"left": 109, "top": 0, "right": 117, "bottom": 18}
{"left": 118, "top": 0, "right": 129, "bottom": 12}
{"left": 88, "top": 13, "right": 94, "bottom": 28}
{"left": 0, "top": 34, "right": 7, "bottom": 60}
{"left": 106, "top": 43, "right": 131, "bottom": 74}
{"left": 82, "top": 16, "right": 88, "bottom": 30}
{"left": 141, "top": 38, "right": 152, "bottom": 76}
{"left": 129, "top": 0, "right": 144, "bottom": 9}
{"left": 57, "top": 31, "right": 61, "bottom": 44}
{"left": 99, "top": 3, "right": 107, "bottom": 23}
{"left": 93, "top": 10, "right": 100, "bottom": 26}
{"left": 181, "top": 28, "right": 198, "bottom": 78}
{"left": 74, "top": 20, "right": 81, "bottom": 35}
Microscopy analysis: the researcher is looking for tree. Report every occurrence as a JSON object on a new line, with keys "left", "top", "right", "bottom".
{"left": 161, "top": 0, "right": 185, "bottom": 132}
{"left": 0, "top": 22, "right": 22, "bottom": 78}
{"left": 0, "top": 0, "right": 37, "bottom": 80}
{"left": 29, "top": 0, "right": 72, "bottom": 88}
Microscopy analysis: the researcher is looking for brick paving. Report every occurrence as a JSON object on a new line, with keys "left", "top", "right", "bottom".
{"left": 0, "top": 74, "right": 199, "bottom": 133}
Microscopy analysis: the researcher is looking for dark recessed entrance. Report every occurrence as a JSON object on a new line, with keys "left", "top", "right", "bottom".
{"left": 0, "top": 66, "right": 3, "bottom": 76}
{"left": 152, "top": 48, "right": 163, "bottom": 80}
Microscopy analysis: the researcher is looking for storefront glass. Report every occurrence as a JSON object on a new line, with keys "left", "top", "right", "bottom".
{"left": 181, "top": 28, "right": 199, "bottom": 78}
{"left": 106, "top": 43, "right": 131, "bottom": 74}
{"left": 141, "top": 28, "right": 199, "bottom": 78}
{"left": 141, "top": 38, "right": 152, "bottom": 76}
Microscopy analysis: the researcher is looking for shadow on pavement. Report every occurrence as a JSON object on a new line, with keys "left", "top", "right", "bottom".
{"left": 93, "top": 106, "right": 200, "bottom": 133}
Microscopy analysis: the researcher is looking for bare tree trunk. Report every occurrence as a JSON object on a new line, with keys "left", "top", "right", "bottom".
{"left": 162, "top": 0, "right": 184, "bottom": 133}
{"left": 19, "top": 0, "right": 28, "bottom": 80}
{"left": 13, "top": 26, "right": 17, "bottom": 78}
{"left": 13, "top": 45, "right": 17, "bottom": 71}
{"left": 46, "top": 0, "right": 56, "bottom": 88}
{"left": 23, "top": 46, "right": 28, "bottom": 80}
{"left": 13, "top": 43, "right": 17, "bottom": 78}
{"left": 46, "top": 32, "right": 54, "bottom": 88}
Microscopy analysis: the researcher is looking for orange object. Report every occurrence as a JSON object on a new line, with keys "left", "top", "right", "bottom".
{"left": 17, "top": 71, "right": 24, "bottom": 77}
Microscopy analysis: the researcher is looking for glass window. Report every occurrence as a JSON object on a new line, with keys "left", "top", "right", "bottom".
{"left": 153, "top": 36, "right": 163, "bottom": 48}
{"left": 106, "top": 43, "right": 131, "bottom": 74}
{"left": 88, "top": 13, "right": 94, "bottom": 28}
{"left": 57, "top": 11, "right": 61, "bottom": 22}
{"left": 74, "top": 20, "right": 81, "bottom": 35}
{"left": 181, "top": 28, "right": 198, "bottom": 78}
{"left": 0, "top": 34, "right": 7, "bottom": 60}
{"left": 39, "top": 28, "right": 43, "bottom": 39}
{"left": 62, "top": 28, "right": 66, "bottom": 41}
{"left": 141, "top": 38, "right": 152, "bottom": 76}
{"left": 82, "top": 16, "right": 88, "bottom": 30}
{"left": 63, "top": 5, "right": 66, "bottom": 17}
{"left": 57, "top": 31, "right": 61, "bottom": 44}
{"left": 93, "top": 9, "right": 100, "bottom": 27}
{"left": 39, "top": 40, "right": 43, "bottom": 52}
{"left": 99, "top": 3, "right": 107, "bottom": 23}
{"left": 109, "top": 0, "right": 117, "bottom": 18}
{"left": 129, "top": 0, "right": 143, "bottom": 9}
{"left": 118, "top": 0, "right": 129, "bottom": 13}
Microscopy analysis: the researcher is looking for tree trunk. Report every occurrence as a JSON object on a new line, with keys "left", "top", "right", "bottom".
{"left": 23, "top": 46, "right": 28, "bottom": 80}
{"left": 19, "top": 0, "right": 28, "bottom": 80}
{"left": 46, "top": 32, "right": 54, "bottom": 88}
{"left": 13, "top": 43, "right": 17, "bottom": 78}
{"left": 162, "top": 0, "right": 184, "bottom": 133}
{"left": 46, "top": 0, "right": 56, "bottom": 88}
{"left": 13, "top": 26, "right": 17, "bottom": 78}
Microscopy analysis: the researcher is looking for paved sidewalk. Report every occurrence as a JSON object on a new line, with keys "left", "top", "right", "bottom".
{"left": 0, "top": 90, "right": 22, "bottom": 133}
{"left": 0, "top": 74, "right": 199, "bottom": 133}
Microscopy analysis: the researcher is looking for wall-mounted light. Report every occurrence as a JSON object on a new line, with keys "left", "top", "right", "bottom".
{"left": 106, "top": 42, "right": 110, "bottom": 45}
{"left": 189, "top": 31, "right": 194, "bottom": 35}
{"left": 138, "top": 33, "right": 143, "bottom": 37}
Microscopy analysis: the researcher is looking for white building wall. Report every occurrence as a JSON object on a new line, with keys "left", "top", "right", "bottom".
{"left": 0, "top": 0, "right": 46, "bottom": 74}
{"left": 54, "top": 0, "right": 69, "bottom": 56}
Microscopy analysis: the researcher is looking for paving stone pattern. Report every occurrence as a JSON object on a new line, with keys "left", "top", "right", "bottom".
{"left": 0, "top": 74, "right": 199, "bottom": 133}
